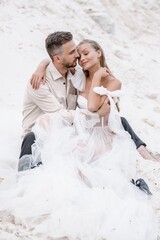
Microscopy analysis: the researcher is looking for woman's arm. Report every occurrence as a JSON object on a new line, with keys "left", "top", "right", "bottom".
{"left": 88, "top": 67, "right": 113, "bottom": 112}
{"left": 88, "top": 68, "right": 121, "bottom": 112}
{"left": 107, "top": 76, "right": 122, "bottom": 112}
{"left": 30, "top": 58, "right": 51, "bottom": 89}
{"left": 106, "top": 76, "right": 121, "bottom": 91}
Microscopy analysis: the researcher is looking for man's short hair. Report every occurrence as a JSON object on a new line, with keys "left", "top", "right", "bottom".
{"left": 45, "top": 31, "right": 73, "bottom": 59}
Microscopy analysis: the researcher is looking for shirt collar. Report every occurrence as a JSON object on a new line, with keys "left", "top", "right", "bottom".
{"left": 48, "top": 62, "right": 74, "bottom": 82}
{"left": 48, "top": 62, "right": 64, "bottom": 81}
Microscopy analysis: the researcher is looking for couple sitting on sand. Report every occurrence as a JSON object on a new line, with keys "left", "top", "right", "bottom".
{"left": 1, "top": 31, "right": 158, "bottom": 240}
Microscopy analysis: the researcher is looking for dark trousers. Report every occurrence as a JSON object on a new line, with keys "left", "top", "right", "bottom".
{"left": 19, "top": 117, "right": 146, "bottom": 159}
{"left": 19, "top": 132, "right": 36, "bottom": 158}
{"left": 121, "top": 117, "right": 146, "bottom": 148}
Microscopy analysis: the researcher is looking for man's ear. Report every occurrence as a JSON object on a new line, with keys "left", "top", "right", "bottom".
{"left": 53, "top": 55, "right": 61, "bottom": 63}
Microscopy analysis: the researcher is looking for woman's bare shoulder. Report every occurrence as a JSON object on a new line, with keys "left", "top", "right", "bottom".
{"left": 106, "top": 76, "right": 122, "bottom": 91}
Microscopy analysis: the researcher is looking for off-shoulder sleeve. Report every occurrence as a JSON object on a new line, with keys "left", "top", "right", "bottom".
{"left": 68, "top": 66, "right": 86, "bottom": 92}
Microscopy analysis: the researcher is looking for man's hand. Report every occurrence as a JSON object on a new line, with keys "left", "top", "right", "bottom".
{"left": 30, "top": 58, "right": 50, "bottom": 89}
{"left": 97, "top": 98, "right": 110, "bottom": 117}
{"left": 30, "top": 71, "right": 46, "bottom": 90}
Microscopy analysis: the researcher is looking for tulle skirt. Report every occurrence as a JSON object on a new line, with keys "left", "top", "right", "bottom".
{"left": 0, "top": 108, "right": 158, "bottom": 240}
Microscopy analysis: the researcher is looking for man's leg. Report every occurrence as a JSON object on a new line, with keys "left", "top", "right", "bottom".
{"left": 120, "top": 117, "right": 154, "bottom": 160}
{"left": 18, "top": 132, "right": 35, "bottom": 171}
{"left": 120, "top": 117, "right": 146, "bottom": 149}
{"left": 19, "top": 132, "right": 36, "bottom": 158}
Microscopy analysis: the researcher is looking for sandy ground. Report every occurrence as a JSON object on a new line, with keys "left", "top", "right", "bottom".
{"left": 0, "top": 0, "right": 160, "bottom": 239}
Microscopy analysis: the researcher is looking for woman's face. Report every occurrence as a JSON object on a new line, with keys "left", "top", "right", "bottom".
{"left": 77, "top": 43, "right": 101, "bottom": 70}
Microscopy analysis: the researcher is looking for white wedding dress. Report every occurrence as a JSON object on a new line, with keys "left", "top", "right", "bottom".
{"left": 0, "top": 91, "right": 158, "bottom": 240}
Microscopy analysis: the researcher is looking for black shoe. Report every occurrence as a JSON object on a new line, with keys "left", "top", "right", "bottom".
{"left": 31, "top": 161, "right": 43, "bottom": 169}
{"left": 131, "top": 178, "right": 152, "bottom": 195}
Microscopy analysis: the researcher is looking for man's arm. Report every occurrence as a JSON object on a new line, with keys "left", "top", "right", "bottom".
{"left": 29, "top": 84, "right": 63, "bottom": 113}
{"left": 97, "top": 98, "right": 110, "bottom": 117}
{"left": 28, "top": 84, "right": 75, "bottom": 125}
{"left": 30, "top": 58, "right": 51, "bottom": 89}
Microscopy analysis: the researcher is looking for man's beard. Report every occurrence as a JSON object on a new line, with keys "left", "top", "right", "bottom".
{"left": 62, "top": 59, "right": 77, "bottom": 68}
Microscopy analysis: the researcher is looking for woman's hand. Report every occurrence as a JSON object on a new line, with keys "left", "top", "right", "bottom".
{"left": 69, "top": 67, "right": 76, "bottom": 75}
{"left": 93, "top": 67, "right": 110, "bottom": 79}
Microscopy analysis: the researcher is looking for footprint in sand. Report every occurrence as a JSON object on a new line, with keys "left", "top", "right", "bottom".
{"left": 154, "top": 107, "right": 160, "bottom": 113}
{"left": 143, "top": 118, "right": 155, "bottom": 127}
{"left": 145, "top": 93, "right": 158, "bottom": 100}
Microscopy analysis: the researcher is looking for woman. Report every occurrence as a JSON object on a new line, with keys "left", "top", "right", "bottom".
{"left": 77, "top": 39, "right": 121, "bottom": 126}
{"left": 0, "top": 39, "right": 158, "bottom": 240}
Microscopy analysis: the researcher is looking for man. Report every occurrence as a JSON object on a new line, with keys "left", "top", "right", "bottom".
{"left": 18, "top": 31, "right": 153, "bottom": 171}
